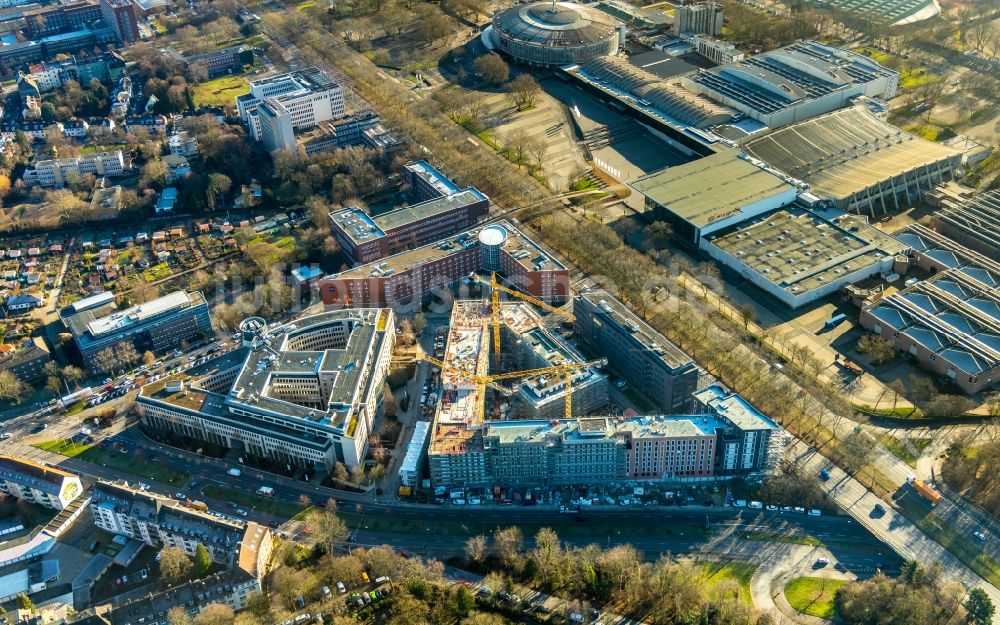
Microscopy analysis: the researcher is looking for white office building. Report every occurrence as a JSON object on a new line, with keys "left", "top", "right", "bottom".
{"left": 21, "top": 150, "right": 127, "bottom": 188}
{"left": 235, "top": 67, "right": 345, "bottom": 153}
{"left": 0, "top": 456, "right": 83, "bottom": 510}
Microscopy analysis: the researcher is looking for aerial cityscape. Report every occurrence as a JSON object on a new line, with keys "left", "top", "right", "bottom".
{"left": 0, "top": 0, "right": 997, "bottom": 623}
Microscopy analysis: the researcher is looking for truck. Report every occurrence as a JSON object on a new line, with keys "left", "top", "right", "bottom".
{"left": 397, "top": 486, "right": 412, "bottom": 497}
{"left": 227, "top": 468, "right": 242, "bottom": 477}
{"left": 256, "top": 486, "right": 274, "bottom": 497}
{"left": 907, "top": 475, "right": 942, "bottom": 505}
{"left": 58, "top": 387, "right": 93, "bottom": 409}
{"left": 825, "top": 313, "right": 848, "bottom": 329}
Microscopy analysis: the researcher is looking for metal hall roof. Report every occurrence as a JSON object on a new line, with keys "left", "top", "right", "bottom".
{"left": 493, "top": 1, "right": 619, "bottom": 48}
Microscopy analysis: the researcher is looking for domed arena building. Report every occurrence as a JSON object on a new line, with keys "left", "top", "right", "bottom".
{"left": 484, "top": 1, "right": 621, "bottom": 67}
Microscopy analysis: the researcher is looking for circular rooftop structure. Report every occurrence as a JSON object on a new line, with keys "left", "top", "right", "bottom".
{"left": 479, "top": 225, "right": 509, "bottom": 246}
{"left": 488, "top": 1, "right": 620, "bottom": 67}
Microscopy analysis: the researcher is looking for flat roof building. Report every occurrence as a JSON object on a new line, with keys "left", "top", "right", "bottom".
{"left": 674, "top": 1, "right": 723, "bottom": 36}
{"left": 61, "top": 290, "right": 212, "bottom": 369}
{"left": 804, "top": 0, "right": 940, "bottom": 26}
{"left": 743, "top": 107, "right": 962, "bottom": 217}
{"left": 574, "top": 290, "right": 698, "bottom": 413}
{"left": 568, "top": 56, "right": 736, "bottom": 130}
{"left": 398, "top": 420, "right": 429, "bottom": 488}
{"left": 595, "top": 0, "right": 670, "bottom": 29}
{"left": 693, "top": 385, "right": 784, "bottom": 475}
{"left": 0, "top": 456, "right": 83, "bottom": 510}
{"left": 137, "top": 309, "right": 395, "bottom": 470}
{"left": 630, "top": 148, "right": 797, "bottom": 246}
{"left": 235, "top": 67, "right": 346, "bottom": 157}
{"left": 702, "top": 208, "right": 909, "bottom": 308}
{"left": 682, "top": 40, "right": 899, "bottom": 129}
{"left": 429, "top": 405, "right": 781, "bottom": 488}
{"left": 500, "top": 301, "right": 609, "bottom": 420}
{"left": 320, "top": 221, "right": 570, "bottom": 308}
{"left": 331, "top": 161, "right": 490, "bottom": 265}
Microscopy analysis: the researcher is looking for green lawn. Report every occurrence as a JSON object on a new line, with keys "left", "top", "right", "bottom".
{"left": 881, "top": 436, "right": 932, "bottom": 467}
{"left": 296, "top": 0, "right": 316, "bottom": 10}
{"left": 34, "top": 439, "right": 188, "bottom": 486}
{"left": 202, "top": 484, "right": 308, "bottom": 517}
{"left": 742, "top": 531, "right": 822, "bottom": 546}
{"left": 905, "top": 124, "right": 940, "bottom": 141}
{"left": 81, "top": 144, "right": 127, "bottom": 155}
{"left": 697, "top": 561, "right": 757, "bottom": 604}
{"left": 785, "top": 577, "right": 843, "bottom": 619}
{"left": 855, "top": 46, "right": 892, "bottom": 65}
{"left": 191, "top": 75, "right": 250, "bottom": 108}
{"left": 900, "top": 69, "right": 939, "bottom": 90}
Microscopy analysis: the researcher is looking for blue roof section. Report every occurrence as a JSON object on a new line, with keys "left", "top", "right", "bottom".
{"left": 969, "top": 298, "right": 1000, "bottom": 321}
{"left": 960, "top": 266, "right": 999, "bottom": 288}
{"left": 869, "top": 305, "right": 910, "bottom": 328}
{"left": 941, "top": 348, "right": 987, "bottom": 374}
{"left": 939, "top": 312, "right": 976, "bottom": 335}
{"left": 291, "top": 266, "right": 324, "bottom": 281}
{"left": 935, "top": 279, "right": 972, "bottom": 300}
{"left": 904, "top": 327, "right": 947, "bottom": 351}
{"left": 902, "top": 292, "right": 938, "bottom": 314}
{"left": 975, "top": 333, "right": 1000, "bottom": 353}
{"left": 924, "top": 248, "right": 960, "bottom": 268}
{"left": 893, "top": 231, "right": 927, "bottom": 251}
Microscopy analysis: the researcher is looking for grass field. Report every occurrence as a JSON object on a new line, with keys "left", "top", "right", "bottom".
{"left": 202, "top": 484, "right": 308, "bottom": 517}
{"left": 81, "top": 144, "right": 127, "bottom": 155}
{"left": 880, "top": 436, "right": 932, "bottom": 467}
{"left": 697, "top": 561, "right": 757, "bottom": 604}
{"left": 192, "top": 75, "right": 250, "bottom": 108}
{"left": 905, "top": 124, "right": 939, "bottom": 141}
{"left": 34, "top": 439, "right": 188, "bottom": 486}
{"left": 785, "top": 576, "right": 843, "bottom": 619}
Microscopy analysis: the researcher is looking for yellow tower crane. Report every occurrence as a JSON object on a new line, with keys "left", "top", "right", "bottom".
{"left": 421, "top": 354, "right": 606, "bottom": 421}
{"left": 471, "top": 272, "right": 574, "bottom": 366}
{"left": 484, "top": 359, "right": 606, "bottom": 420}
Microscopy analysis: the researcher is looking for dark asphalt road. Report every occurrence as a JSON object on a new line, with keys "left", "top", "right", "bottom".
{"left": 69, "top": 425, "right": 902, "bottom": 576}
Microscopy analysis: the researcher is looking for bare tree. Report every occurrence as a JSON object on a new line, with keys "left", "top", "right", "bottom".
{"left": 503, "top": 128, "right": 532, "bottom": 166}
{"left": 524, "top": 134, "right": 547, "bottom": 174}
{"left": 492, "top": 526, "right": 522, "bottom": 569}
{"left": 506, "top": 74, "right": 540, "bottom": 111}
{"left": 465, "top": 535, "right": 487, "bottom": 563}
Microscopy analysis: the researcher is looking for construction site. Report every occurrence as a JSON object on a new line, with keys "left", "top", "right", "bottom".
{"left": 424, "top": 274, "right": 610, "bottom": 488}
{"left": 417, "top": 273, "right": 783, "bottom": 490}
